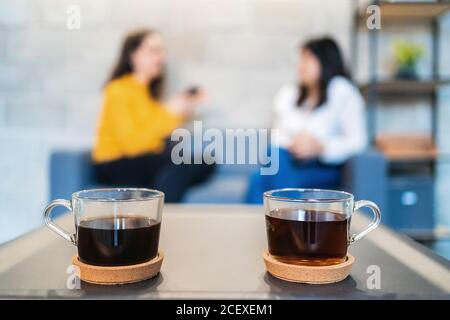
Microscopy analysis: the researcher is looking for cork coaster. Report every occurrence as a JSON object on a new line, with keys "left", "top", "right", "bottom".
{"left": 263, "top": 251, "right": 354, "bottom": 284}
{"left": 72, "top": 251, "right": 164, "bottom": 285}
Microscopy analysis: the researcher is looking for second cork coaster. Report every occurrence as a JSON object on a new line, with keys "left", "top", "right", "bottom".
{"left": 72, "top": 251, "right": 164, "bottom": 285}
{"left": 263, "top": 251, "right": 354, "bottom": 284}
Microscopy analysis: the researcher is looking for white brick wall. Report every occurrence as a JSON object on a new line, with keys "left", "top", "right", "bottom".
{"left": 0, "top": 0, "right": 449, "bottom": 243}
{"left": 0, "top": 1, "right": 40, "bottom": 27}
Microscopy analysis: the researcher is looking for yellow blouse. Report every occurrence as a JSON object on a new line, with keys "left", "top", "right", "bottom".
{"left": 92, "top": 74, "right": 183, "bottom": 163}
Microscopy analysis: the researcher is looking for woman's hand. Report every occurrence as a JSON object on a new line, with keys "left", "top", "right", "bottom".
{"left": 288, "top": 133, "right": 324, "bottom": 160}
{"left": 166, "top": 88, "right": 206, "bottom": 117}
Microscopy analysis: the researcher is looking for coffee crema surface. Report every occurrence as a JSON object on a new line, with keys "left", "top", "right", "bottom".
{"left": 266, "top": 208, "right": 349, "bottom": 266}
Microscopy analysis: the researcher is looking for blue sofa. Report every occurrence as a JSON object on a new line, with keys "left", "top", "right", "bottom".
{"left": 49, "top": 149, "right": 387, "bottom": 211}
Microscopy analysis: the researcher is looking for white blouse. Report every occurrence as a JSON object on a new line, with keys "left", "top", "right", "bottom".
{"left": 273, "top": 76, "right": 368, "bottom": 165}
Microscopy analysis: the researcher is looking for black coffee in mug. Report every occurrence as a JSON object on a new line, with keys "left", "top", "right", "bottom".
{"left": 266, "top": 208, "right": 349, "bottom": 266}
{"left": 77, "top": 215, "right": 161, "bottom": 266}
{"left": 44, "top": 189, "right": 165, "bottom": 268}
{"left": 264, "top": 189, "right": 381, "bottom": 267}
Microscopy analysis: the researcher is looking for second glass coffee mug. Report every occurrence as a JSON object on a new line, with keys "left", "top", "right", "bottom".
{"left": 43, "top": 188, "right": 164, "bottom": 266}
{"left": 264, "top": 188, "right": 381, "bottom": 266}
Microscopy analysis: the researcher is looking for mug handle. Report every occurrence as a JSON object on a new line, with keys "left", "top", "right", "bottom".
{"left": 43, "top": 199, "right": 76, "bottom": 245}
{"left": 349, "top": 200, "right": 381, "bottom": 245}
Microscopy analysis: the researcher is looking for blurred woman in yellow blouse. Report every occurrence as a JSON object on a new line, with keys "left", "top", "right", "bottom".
{"left": 92, "top": 29, "right": 214, "bottom": 202}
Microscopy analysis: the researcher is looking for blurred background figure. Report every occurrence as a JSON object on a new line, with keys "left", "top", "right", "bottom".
{"left": 246, "top": 37, "right": 367, "bottom": 203}
{"left": 92, "top": 29, "right": 215, "bottom": 202}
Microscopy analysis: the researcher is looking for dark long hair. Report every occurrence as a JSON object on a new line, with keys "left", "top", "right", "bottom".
{"left": 107, "top": 29, "right": 165, "bottom": 100}
{"left": 297, "top": 37, "right": 349, "bottom": 108}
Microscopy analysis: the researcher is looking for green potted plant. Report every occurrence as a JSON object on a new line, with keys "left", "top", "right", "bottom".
{"left": 392, "top": 41, "right": 425, "bottom": 79}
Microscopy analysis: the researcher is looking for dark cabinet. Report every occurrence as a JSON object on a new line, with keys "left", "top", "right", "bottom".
{"left": 387, "top": 175, "right": 435, "bottom": 237}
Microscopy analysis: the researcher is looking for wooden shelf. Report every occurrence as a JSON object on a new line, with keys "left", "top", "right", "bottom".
{"left": 360, "top": 79, "right": 450, "bottom": 95}
{"left": 358, "top": 1, "right": 450, "bottom": 21}
{"left": 376, "top": 134, "right": 438, "bottom": 161}
{"left": 381, "top": 149, "right": 438, "bottom": 162}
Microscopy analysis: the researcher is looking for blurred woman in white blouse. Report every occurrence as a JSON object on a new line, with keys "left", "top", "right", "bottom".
{"left": 246, "top": 37, "right": 367, "bottom": 203}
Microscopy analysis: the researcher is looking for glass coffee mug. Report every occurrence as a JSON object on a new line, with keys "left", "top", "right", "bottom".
{"left": 43, "top": 188, "right": 164, "bottom": 266}
{"left": 264, "top": 188, "right": 381, "bottom": 266}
